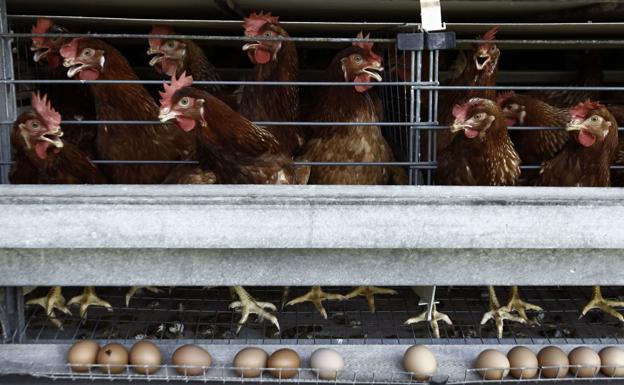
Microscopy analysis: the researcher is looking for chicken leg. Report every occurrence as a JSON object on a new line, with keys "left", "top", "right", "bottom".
{"left": 286, "top": 286, "right": 346, "bottom": 319}
{"left": 480, "top": 286, "right": 526, "bottom": 338}
{"left": 405, "top": 303, "right": 452, "bottom": 339}
{"left": 68, "top": 287, "right": 113, "bottom": 318}
{"left": 344, "top": 286, "right": 398, "bottom": 313}
{"left": 26, "top": 286, "right": 71, "bottom": 329}
{"left": 229, "top": 286, "right": 280, "bottom": 334}
{"left": 580, "top": 286, "right": 624, "bottom": 321}
{"left": 125, "top": 286, "right": 161, "bottom": 307}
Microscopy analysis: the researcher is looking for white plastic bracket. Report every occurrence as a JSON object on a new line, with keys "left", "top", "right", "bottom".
{"left": 419, "top": 0, "right": 446, "bottom": 32}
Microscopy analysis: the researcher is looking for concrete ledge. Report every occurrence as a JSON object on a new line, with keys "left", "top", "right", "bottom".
{"left": 1, "top": 185, "right": 623, "bottom": 285}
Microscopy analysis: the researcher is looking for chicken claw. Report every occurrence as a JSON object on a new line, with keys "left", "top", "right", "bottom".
{"left": 344, "top": 286, "right": 398, "bottom": 313}
{"left": 405, "top": 304, "right": 452, "bottom": 339}
{"left": 229, "top": 286, "right": 280, "bottom": 334}
{"left": 580, "top": 285, "right": 624, "bottom": 322}
{"left": 125, "top": 286, "right": 162, "bottom": 307}
{"left": 26, "top": 286, "right": 71, "bottom": 329}
{"left": 286, "top": 286, "right": 346, "bottom": 319}
{"left": 480, "top": 286, "right": 526, "bottom": 338}
{"left": 68, "top": 287, "right": 113, "bottom": 318}
{"left": 505, "top": 286, "right": 543, "bottom": 324}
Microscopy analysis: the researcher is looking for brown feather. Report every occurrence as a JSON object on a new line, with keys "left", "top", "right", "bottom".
{"left": 436, "top": 99, "right": 520, "bottom": 186}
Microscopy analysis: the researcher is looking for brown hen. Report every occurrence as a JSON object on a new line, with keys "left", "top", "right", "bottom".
{"left": 10, "top": 93, "right": 110, "bottom": 328}
{"left": 238, "top": 12, "right": 303, "bottom": 156}
{"left": 296, "top": 32, "right": 405, "bottom": 186}
{"left": 537, "top": 100, "right": 621, "bottom": 323}
{"left": 435, "top": 98, "right": 543, "bottom": 338}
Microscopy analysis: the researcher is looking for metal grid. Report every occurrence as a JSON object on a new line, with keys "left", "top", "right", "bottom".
{"left": 11, "top": 286, "right": 624, "bottom": 346}
{"left": 2, "top": 14, "right": 623, "bottom": 185}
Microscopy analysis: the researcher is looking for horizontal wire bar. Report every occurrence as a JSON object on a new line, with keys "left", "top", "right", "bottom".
{"left": 5, "top": 79, "right": 624, "bottom": 91}
{"left": 0, "top": 79, "right": 436, "bottom": 86}
{"left": 3, "top": 121, "right": 622, "bottom": 132}
{"left": 458, "top": 38, "right": 624, "bottom": 45}
{"left": 3, "top": 159, "right": 624, "bottom": 170}
{"left": 1, "top": 32, "right": 395, "bottom": 43}
{"left": 0, "top": 120, "right": 435, "bottom": 126}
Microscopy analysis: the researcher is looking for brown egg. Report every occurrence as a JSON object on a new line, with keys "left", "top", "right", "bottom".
{"left": 538, "top": 346, "right": 569, "bottom": 378}
{"left": 568, "top": 347, "right": 600, "bottom": 378}
{"left": 475, "top": 349, "right": 509, "bottom": 380}
{"left": 97, "top": 343, "right": 129, "bottom": 374}
{"left": 129, "top": 341, "right": 162, "bottom": 374}
{"left": 267, "top": 349, "right": 300, "bottom": 379}
{"left": 309, "top": 348, "right": 344, "bottom": 380}
{"left": 600, "top": 346, "right": 624, "bottom": 377}
{"left": 403, "top": 345, "right": 437, "bottom": 381}
{"left": 171, "top": 345, "right": 212, "bottom": 376}
{"left": 233, "top": 347, "right": 268, "bottom": 378}
{"left": 67, "top": 340, "right": 100, "bottom": 373}
{"left": 507, "top": 346, "right": 538, "bottom": 379}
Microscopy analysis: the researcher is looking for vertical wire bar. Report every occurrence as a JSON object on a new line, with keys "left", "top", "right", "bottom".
{"left": 432, "top": 50, "right": 439, "bottom": 181}
{"left": 408, "top": 49, "right": 416, "bottom": 185}
{"left": 0, "top": 0, "right": 15, "bottom": 183}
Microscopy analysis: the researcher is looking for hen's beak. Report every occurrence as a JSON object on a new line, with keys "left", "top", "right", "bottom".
{"left": 451, "top": 121, "right": 467, "bottom": 133}
{"left": 39, "top": 127, "right": 64, "bottom": 148}
{"left": 565, "top": 122, "right": 584, "bottom": 132}
{"left": 242, "top": 42, "right": 261, "bottom": 51}
{"left": 363, "top": 64, "right": 384, "bottom": 82}
{"left": 474, "top": 53, "right": 491, "bottom": 71}
{"left": 158, "top": 108, "right": 178, "bottom": 123}
{"left": 32, "top": 47, "right": 50, "bottom": 62}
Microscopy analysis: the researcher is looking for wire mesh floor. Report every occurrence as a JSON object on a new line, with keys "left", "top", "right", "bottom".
{"left": 13, "top": 286, "right": 624, "bottom": 345}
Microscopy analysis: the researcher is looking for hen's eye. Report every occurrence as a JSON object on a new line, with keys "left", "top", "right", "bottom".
{"left": 474, "top": 112, "right": 486, "bottom": 120}
{"left": 354, "top": 55, "right": 363, "bottom": 63}
{"left": 264, "top": 31, "right": 272, "bottom": 38}
{"left": 82, "top": 48, "right": 94, "bottom": 57}
{"left": 590, "top": 115, "right": 600, "bottom": 123}
{"left": 165, "top": 41, "right": 175, "bottom": 49}
{"left": 30, "top": 121, "right": 41, "bottom": 130}
{"left": 178, "top": 97, "right": 190, "bottom": 107}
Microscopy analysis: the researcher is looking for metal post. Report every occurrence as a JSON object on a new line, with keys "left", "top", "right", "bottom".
{"left": 0, "top": 0, "right": 15, "bottom": 184}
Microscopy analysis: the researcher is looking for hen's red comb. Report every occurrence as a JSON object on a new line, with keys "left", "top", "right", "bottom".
{"left": 159, "top": 71, "right": 193, "bottom": 109}
{"left": 149, "top": 25, "right": 175, "bottom": 48}
{"left": 480, "top": 26, "right": 499, "bottom": 41}
{"left": 570, "top": 99, "right": 604, "bottom": 120}
{"left": 59, "top": 38, "right": 81, "bottom": 59}
{"left": 496, "top": 91, "right": 515, "bottom": 106}
{"left": 353, "top": 31, "right": 382, "bottom": 62}
{"left": 243, "top": 11, "right": 279, "bottom": 36}
{"left": 32, "top": 92, "right": 61, "bottom": 128}
{"left": 31, "top": 18, "right": 54, "bottom": 43}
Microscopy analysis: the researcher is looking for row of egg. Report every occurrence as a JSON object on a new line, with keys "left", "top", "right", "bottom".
{"left": 67, "top": 340, "right": 345, "bottom": 379}
{"left": 475, "top": 346, "right": 624, "bottom": 380}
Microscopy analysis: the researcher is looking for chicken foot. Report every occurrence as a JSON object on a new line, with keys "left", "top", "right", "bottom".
{"left": 68, "top": 286, "right": 113, "bottom": 318}
{"left": 344, "top": 286, "right": 398, "bottom": 313}
{"left": 405, "top": 303, "right": 453, "bottom": 339}
{"left": 125, "top": 286, "right": 162, "bottom": 307}
{"left": 480, "top": 286, "right": 526, "bottom": 338}
{"left": 26, "top": 286, "right": 71, "bottom": 329}
{"left": 580, "top": 285, "right": 624, "bottom": 321}
{"left": 286, "top": 286, "right": 346, "bottom": 319}
{"left": 505, "top": 285, "right": 543, "bottom": 324}
{"left": 229, "top": 286, "right": 280, "bottom": 334}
